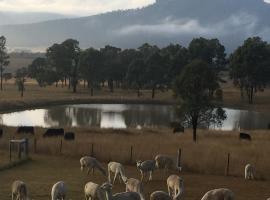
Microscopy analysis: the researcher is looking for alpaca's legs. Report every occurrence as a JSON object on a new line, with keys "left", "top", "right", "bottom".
{"left": 113, "top": 172, "right": 118, "bottom": 184}
{"left": 149, "top": 171, "right": 153, "bottom": 181}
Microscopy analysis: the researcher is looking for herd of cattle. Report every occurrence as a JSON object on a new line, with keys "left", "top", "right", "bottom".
{"left": 0, "top": 126, "right": 75, "bottom": 140}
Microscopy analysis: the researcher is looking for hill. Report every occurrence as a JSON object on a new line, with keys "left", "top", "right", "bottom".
{"left": 0, "top": 0, "right": 270, "bottom": 51}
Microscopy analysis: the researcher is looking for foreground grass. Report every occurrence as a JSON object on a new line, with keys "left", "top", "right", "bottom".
{"left": 1, "top": 127, "right": 270, "bottom": 179}
{"left": 0, "top": 150, "right": 270, "bottom": 200}
{"left": 0, "top": 79, "right": 269, "bottom": 113}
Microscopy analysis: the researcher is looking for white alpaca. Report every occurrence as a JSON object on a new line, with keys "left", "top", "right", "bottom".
{"left": 51, "top": 181, "right": 67, "bottom": 200}
{"left": 108, "top": 162, "right": 127, "bottom": 184}
{"left": 11, "top": 180, "right": 27, "bottom": 200}
{"left": 80, "top": 156, "right": 106, "bottom": 176}
{"left": 125, "top": 178, "right": 144, "bottom": 200}
{"left": 150, "top": 191, "right": 171, "bottom": 200}
{"left": 155, "top": 155, "right": 181, "bottom": 175}
{"left": 245, "top": 164, "right": 255, "bottom": 180}
{"left": 167, "top": 175, "right": 184, "bottom": 200}
{"left": 100, "top": 182, "right": 140, "bottom": 200}
{"left": 201, "top": 188, "right": 234, "bottom": 200}
{"left": 84, "top": 182, "right": 105, "bottom": 200}
{"left": 136, "top": 160, "right": 156, "bottom": 181}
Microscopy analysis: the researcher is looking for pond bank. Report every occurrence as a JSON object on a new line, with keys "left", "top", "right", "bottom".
{"left": 0, "top": 97, "right": 176, "bottom": 114}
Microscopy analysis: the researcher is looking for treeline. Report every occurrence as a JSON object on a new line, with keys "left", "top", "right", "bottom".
{"left": 1, "top": 35, "right": 269, "bottom": 103}
{"left": 27, "top": 37, "right": 226, "bottom": 98}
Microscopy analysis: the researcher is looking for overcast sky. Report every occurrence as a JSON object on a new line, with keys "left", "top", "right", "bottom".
{"left": 0, "top": 0, "right": 155, "bottom": 16}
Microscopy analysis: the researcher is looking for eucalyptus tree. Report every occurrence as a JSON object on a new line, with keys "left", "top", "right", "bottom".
{"left": 174, "top": 60, "right": 226, "bottom": 142}
{"left": 79, "top": 48, "right": 102, "bottom": 96}
{"left": 230, "top": 37, "right": 270, "bottom": 104}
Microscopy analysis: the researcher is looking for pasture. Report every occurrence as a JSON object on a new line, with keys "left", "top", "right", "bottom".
{"left": 0, "top": 127, "right": 270, "bottom": 200}
{"left": 0, "top": 78, "right": 269, "bottom": 113}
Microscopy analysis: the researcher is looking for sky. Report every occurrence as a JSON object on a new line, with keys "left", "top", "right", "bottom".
{"left": 0, "top": 0, "right": 155, "bottom": 16}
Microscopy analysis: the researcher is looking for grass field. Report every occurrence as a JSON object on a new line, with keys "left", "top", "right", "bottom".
{"left": 0, "top": 78, "right": 270, "bottom": 113}
{"left": 0, "top": 145, "right": 270, "bottom": 200}
{"left": 1, "top": 127, "right": 270, "bottom": 178}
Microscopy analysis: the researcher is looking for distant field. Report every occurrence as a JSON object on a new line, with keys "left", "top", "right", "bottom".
{"left": 0, "top": 128, "right": 270, "bottom": 200}
{"left": 0, "top": 79, "right": 269, "bottom": 113}
{"left": 6, "top": 52, "right": 44, "bottom": 73}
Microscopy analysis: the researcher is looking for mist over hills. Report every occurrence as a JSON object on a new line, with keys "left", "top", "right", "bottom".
{"left": 0, "top": 12, "right": 74, "bottom": 26}
{"left": 0, "top": 0, "right": 270, "bottom": 52}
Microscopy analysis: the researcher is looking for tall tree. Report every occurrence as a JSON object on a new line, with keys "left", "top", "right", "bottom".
{"left": 79, "top": 48, "right": 102, "bottom": 96}
{"left": 61, "top": 39, "right": 80, "bottom": 93}
{"left": 230, "top": 37, "right": 270, "bottom": 104}
{"left": 100, "top": 45, "right": 121, "bottom": 92}
{"left": 173, "top": 60, "right": 226, "bottom": 142}
{"left": 0, "top": 36, "right": 9, "bottom": 90}
{"left": 188, "top": 37, "right": 226, "bottom": 70}
{"left": 15, "top": 67, "right": 28, "bottom": 97}
{"left": 126, "top": 58, "right": 146, "bottom": 97}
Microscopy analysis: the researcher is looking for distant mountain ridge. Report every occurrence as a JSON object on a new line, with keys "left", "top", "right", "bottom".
{"left": 0, "top": 12, "right": 74, "bottom": 25}
{"left": 0, "top": 0, "right": 270, "bottom": 52}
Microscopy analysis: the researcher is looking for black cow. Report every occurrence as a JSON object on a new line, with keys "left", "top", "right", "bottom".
{"left": 239, "top": 132, "right": 251, "bottom": 141}
{"left": 0, "top": 129, "right": 3, "bottom": 138}
{"left": 17, "top": 126, "right": 35, "bottom": 134}
{"left": 64, "top": 132, "right": 75, "bottom": 140}
{"left": 170, "top": 122, "right": 184, "bottom": 133}
{"left": 43, "top": 128, "right": 64, "bottom": 137}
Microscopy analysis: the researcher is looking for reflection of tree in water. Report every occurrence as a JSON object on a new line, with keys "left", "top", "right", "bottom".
{"left": 75, "top": 107, "right": 100, "bottom": 127}
{"left": 44, "top": 106, "right": 101, "bottom": 127}
{"left": 123, "top": 105, "right": 175, "bottom": 128}
{"left": 44, "top": 107, "right": 73, "bottom": 127}
{"left": 238, "top": 110, "right": 269, "bottom": 130}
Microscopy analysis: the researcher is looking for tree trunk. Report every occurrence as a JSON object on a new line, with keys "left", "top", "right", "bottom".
{"left": 61, "top": 80, "right": 64, "bottom": 88}
{"left": 64, "top": 77, "right": 67, "bottom": 86}
{"left": 91, "top": 87, "right": 94, "bottom": 96}
{"left": 83, "top": 80, "right": 86, "bottom": 88}
{"left": 192, "top": 117, "right": 198, "bottom": 142}
{"left": 151, "top": 87, "right": 155, "bottom": 99}
{"left": 68, "top": 77, "right": 71, "bottom": 89}
{"left": 0, "top": 68, "right": 3, "bottom": 91}
{"left": 137, "top": 88, "right": 140, "bottom": 97}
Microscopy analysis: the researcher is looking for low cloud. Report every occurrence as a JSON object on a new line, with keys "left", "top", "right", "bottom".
{"left": 0, "top": 0, "right": 155, "bottom": 15}
{"left": 115, "top": 12, "right": 259, "bottom": 38}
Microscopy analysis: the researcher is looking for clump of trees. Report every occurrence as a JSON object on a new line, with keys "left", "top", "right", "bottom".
{"left": 229, "top": 37, "right": 270, "bottom": 104}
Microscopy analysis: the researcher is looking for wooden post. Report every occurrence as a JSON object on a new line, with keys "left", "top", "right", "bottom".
{"left": 130, "top": 146, "right": 133, "bottom": 164}
{"left": 91, "top": 143, "right": 94, "bottom": 157}
{"left": 177, "top": 148, "right": 182, "bottom": 170}
{"left": 34, "top": 138, "right": 37, "bottom": 153}
{"left": 225, "top": 153, "right": 230, "bottom": 176}
{"left": 60, "top": 139, "right": 63, "bottom": 154}
{"left": 9, "top": 141, "right": 12, "bottom": 162}
{"left": 18, "top": 143, "right": 21, "bottom": 160}
{"left": 25, "top": 138, "right": 29, "bottom": 157}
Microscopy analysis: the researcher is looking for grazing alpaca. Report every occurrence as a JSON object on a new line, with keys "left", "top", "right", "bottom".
{"left": 108, "top": 162, "right": 127, "bottom": 184}
{"left": 136, "top": 160, "right": 156, "bottom": 181}
{"left": 80, "top": 156, "right": 106, "bottom": 176}
{"left": 201, "top": 188, "right": 234, "bottom": 200}
{"left": 125, "top": 178, "right": 144, "bottom": 200}
{"left": 155, "top": 155, "right": 181, "bottom": 175}
{"left": 167, "top": 175, "right": 184, "bottom": 200}
{"left": 100, "top": 182, "right": 140, "bottom": 200}
{"left": 245, "top": 164, "right": 255, "bottom": 180}
{"left": 11, "top": 180, "right": 27, "bottom": 200}
{"left": 84, "top": 182, "right": 105, "bottom": 200}
{"left": 150, "top": 191, "right": 171, "bottom": 200}
{"left": 51, "top": 181, "right": 67, "bottom": 200}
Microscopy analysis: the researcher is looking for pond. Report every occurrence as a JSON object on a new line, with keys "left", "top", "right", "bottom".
{"left": 0, "top": 104, "right": 269, "bottom": 130}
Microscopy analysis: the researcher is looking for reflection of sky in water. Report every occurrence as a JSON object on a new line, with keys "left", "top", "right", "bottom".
{"left": 0, "top": 105, "right": 269, "bottom": 130}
